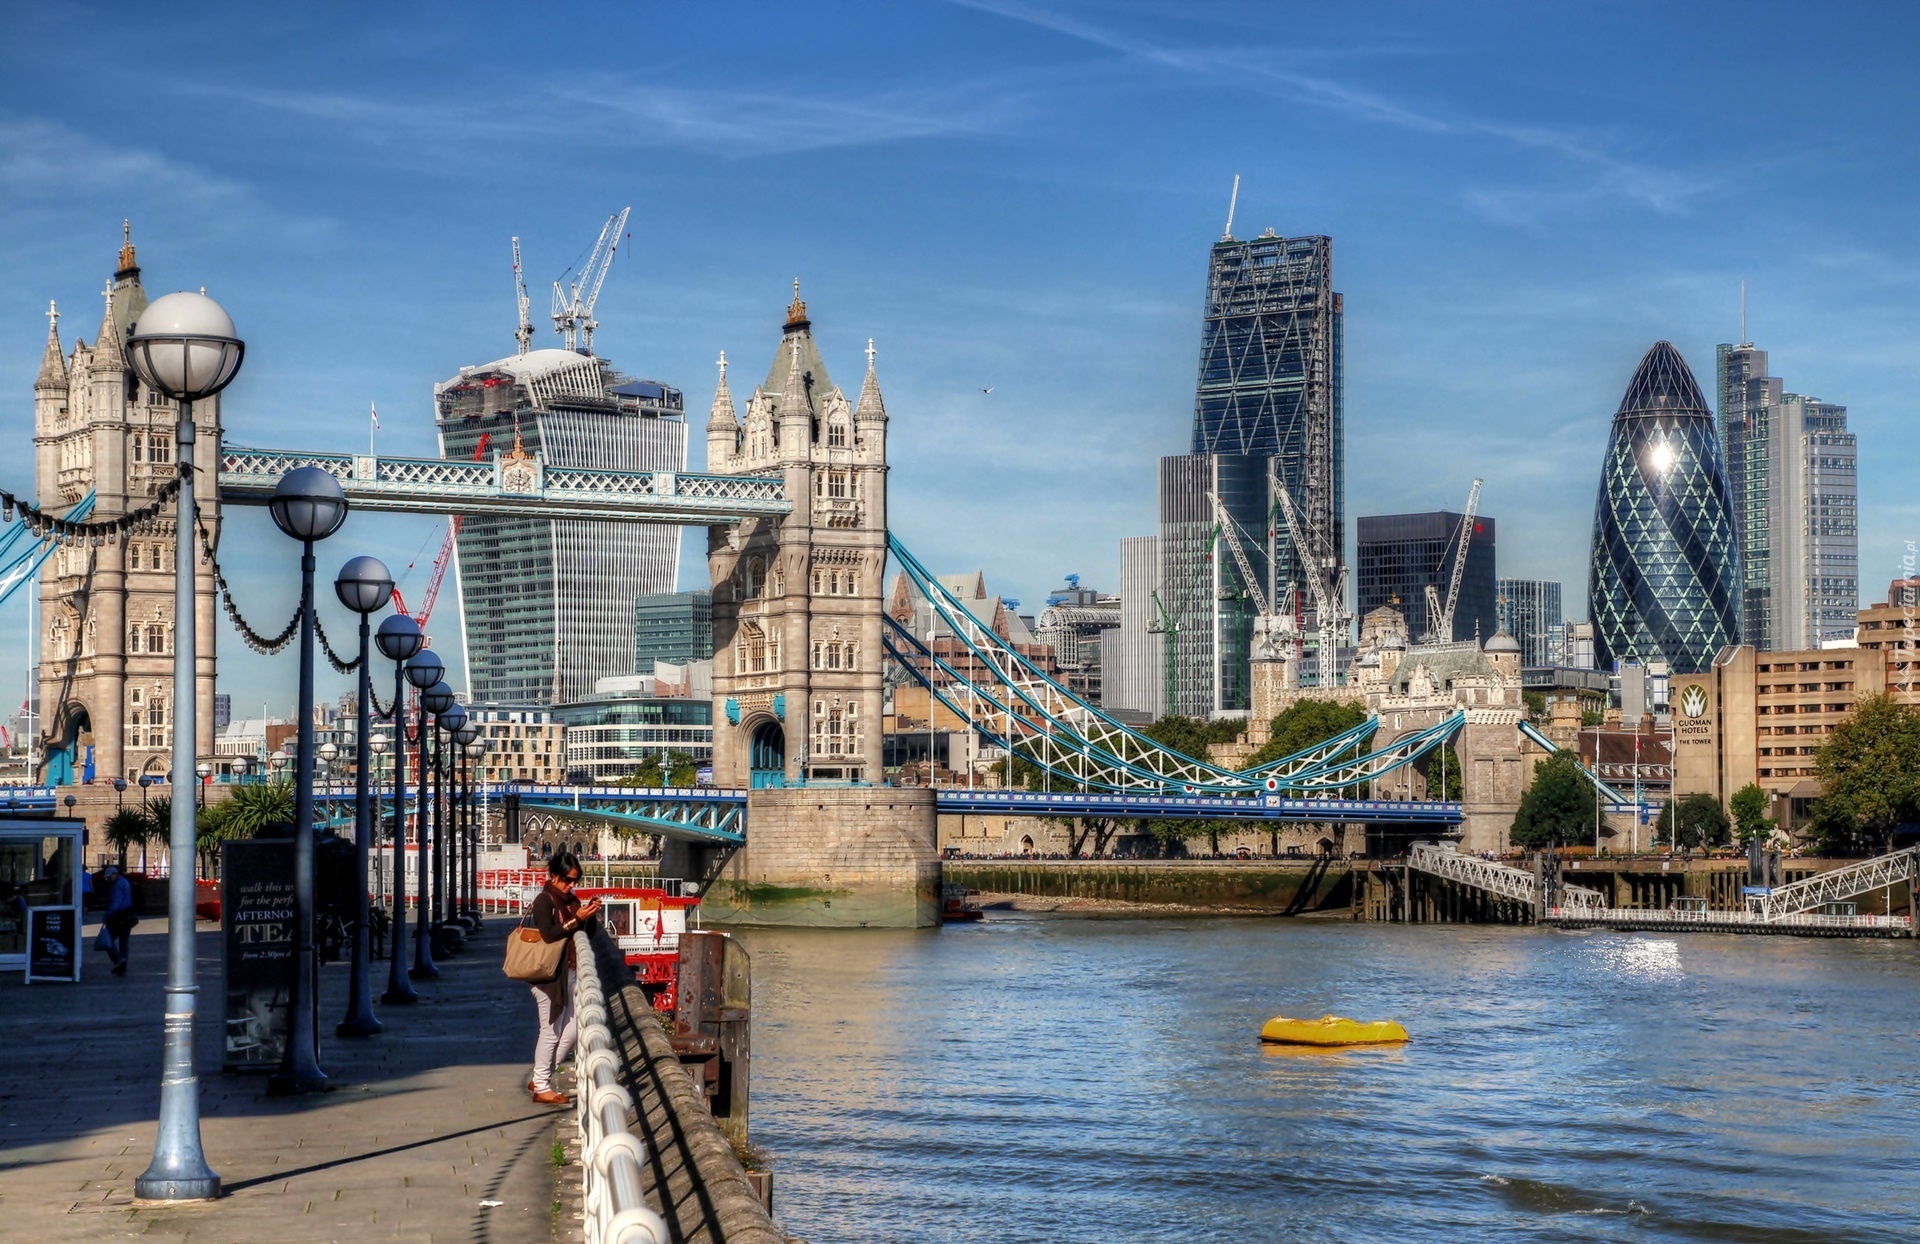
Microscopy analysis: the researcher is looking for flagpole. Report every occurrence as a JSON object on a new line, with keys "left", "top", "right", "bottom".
{"left": 370, "top": 401, "right": 378, "bottom": 457}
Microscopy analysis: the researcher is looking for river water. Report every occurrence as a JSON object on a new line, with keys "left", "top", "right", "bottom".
{"left": 734, "top": 915, "right": 1919, "bottom": 1243}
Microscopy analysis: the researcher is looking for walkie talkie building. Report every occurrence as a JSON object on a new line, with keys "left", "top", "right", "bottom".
{"left": 1588, "top": 341, "right": 1739, "bottom": 676}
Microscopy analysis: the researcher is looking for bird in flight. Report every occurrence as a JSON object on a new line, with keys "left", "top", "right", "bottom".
{"left": 980, "top": 386, "right": 993, "bottom": 394}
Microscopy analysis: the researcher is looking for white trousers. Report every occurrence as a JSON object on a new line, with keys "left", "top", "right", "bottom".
{"left": 530, "top": 968, "right": 577, "bottom": 1092}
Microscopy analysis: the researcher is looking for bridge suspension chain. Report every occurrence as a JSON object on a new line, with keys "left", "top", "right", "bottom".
{"left": 193, "top": 514, "right": 362, "bottom": 672}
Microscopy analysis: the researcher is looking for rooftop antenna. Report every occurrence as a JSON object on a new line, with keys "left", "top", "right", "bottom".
{"left": 1740, "top": 279, "right": 1748, "bottom": 345}
{"left": 1222, "top": 174, "right": 1241, "bottom": 241}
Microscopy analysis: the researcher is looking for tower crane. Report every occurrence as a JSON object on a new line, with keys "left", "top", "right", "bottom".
{"left": 1270, "top": 463, "right": 1349, "bottom": 690}
{"left": 550, "top": 207, "right": 631, "bottom": 353}
{"left": 390, "top": 433, "right": 492, "bottom": 629}
{"left": 1421, "top": 478, "right": 1483, "bottom": 644}
{"left": 511, "top": 236, "right": 533, "bottom": 357}
{"left": 1211, "top": 493, "right": 1295, "bottom": 669}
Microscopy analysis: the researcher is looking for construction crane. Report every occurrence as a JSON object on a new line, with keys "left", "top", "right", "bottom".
{"left": 1210, "top": 493, "right": 1295, "bottom": 671}
{"left": 550, "top": 207, "right": 631, "bottom": 353}
{"left": 1270, "top": 463, "right": 1349, "bottom": 690}
{"left": 1421, "top": 478, "right": 1483, "bottom": 644}
{"left": 391, "top": 433, "right": 492, "bottom": 629}
{"left": 511, "top": 236, "right": 533, "bottom": 356}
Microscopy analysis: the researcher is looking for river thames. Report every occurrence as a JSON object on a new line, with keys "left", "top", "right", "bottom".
{"left": 736, "top": 916, "right": 1918, "bottom": 1243}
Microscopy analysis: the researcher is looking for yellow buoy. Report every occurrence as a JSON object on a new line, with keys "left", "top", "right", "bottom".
{"left": 1259, "top": 1014, "right": 1410, "bottom": 1047}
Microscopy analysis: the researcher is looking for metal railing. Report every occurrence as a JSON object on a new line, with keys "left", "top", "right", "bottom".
{"left": 572, "top": 930, "right": 670, "bottom": 1244}
{"left": 1549, "top": 905, "right": 1912, "bottom": 933}
{"left": 1746, "top": 845, "right": 1920, "bottom": 920}
{"left": 1408, "top": 842, "right": 1608, "bottom": 909}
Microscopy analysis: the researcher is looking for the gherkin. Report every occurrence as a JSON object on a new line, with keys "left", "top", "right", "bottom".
{"left": 1589, "top": 341, "right": 1740, "bottom": 676}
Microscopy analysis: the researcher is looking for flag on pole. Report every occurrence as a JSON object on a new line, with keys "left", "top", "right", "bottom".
{"left": 370, "top": 401, "right": 381, "bottom": 429}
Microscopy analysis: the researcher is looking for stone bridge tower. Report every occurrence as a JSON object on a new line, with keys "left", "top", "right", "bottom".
{"left": 696, "top": 286, "right": 937, "bottom": 927}
{"left": 32, "top": 228, "right": 221, "bottom": 787}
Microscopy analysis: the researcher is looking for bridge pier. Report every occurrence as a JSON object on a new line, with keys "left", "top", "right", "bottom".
{"left": 694, "top": 788, "right": 940, "bottom": 929}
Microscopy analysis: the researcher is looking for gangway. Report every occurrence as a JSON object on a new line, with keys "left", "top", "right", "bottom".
{"left": 1407, "top": 842, "right": 1607, "bottom": 910}
{"left": 1516, "top": 719, "right": 1634, "bottom": 808}
{"left": 1746, "top": 845, "right": 1920, "bottom": 921}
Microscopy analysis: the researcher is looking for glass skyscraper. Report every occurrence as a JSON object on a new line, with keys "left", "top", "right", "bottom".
{"left": 1716, "top": 341, "right": 1858, "bottom": 650}
{"left": 1157, "top": 227, "right": 1344, "bottom": 716}
{"left": 1355, "top": 510, "right": 1498, "bottom": 645}
{"left": 1190, "top": 231, "right": 1343, "bottom": 593}
{"left": 1589, "top": 342, "right": 1739, "bottom": 676}
{"left": 437, "top": 349, "right": 686, "bottom": 704}
{"left": 1496, "top": 578, "right": 1563, "bottom": 668}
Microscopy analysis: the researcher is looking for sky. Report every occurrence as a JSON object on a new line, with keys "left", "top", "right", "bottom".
{"left": 3, "top": 0, "right": 1918, "bottom": 716}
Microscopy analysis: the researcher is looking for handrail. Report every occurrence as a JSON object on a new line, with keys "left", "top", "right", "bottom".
{"left": 572, "top": 930, "right": 671, "bottom": 1244}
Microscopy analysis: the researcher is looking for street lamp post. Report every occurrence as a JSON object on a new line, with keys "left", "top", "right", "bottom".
{"left": 335, "top": 556, "right": 392, "bottom": 1037}
{"left": 195, "top": 761, "right": 212, "bottom": 810}
{"left": 460, "top": 737, "right": 483, "bottom": 921}
{"left": 266, "top": 466, "right": 348, "bottom": 1096}
{"left": 114, "top": 777, "right": 127, "bottom": 813}
{"left": 406, "top": 654, "right": 448, "bottom": 978}
{"left": 125, "top": 289, "right": 243, "bottom": 1202}
{"left": 431, "top": 698, "right": 467, "bottom": 952}
{"left": 376, "top": 616, "right": 426, "bottom": 1004}
{"left": 232, "top": 756, "right": 251, "bottom": 787}
{"left": 452, "top": 722, "right": 479, "bottom": 927}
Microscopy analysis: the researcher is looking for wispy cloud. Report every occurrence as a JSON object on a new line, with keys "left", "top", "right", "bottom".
{"left": 948, "top": 0, "right": 1711, "bottom": 217}
{"left": 179, "top": 75, "right": 1027, "bottom": 160}
{"left": 0, "top": 116, "right": 247, "bottom": 205}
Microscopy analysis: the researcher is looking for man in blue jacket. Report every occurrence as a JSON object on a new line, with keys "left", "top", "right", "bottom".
{"left": 102, "top": 866, "right": 136, "bottom": 977}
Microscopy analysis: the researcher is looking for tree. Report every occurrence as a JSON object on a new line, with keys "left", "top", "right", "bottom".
{"left": 629, "top": 753, "right": 666, "bottom": 788}
{"left": 221, "top": 782, "right": 296, "bottom": 837}
{"left": 1656, "top": 793, "right": 1731, "bottom": 854}
{"left": 1422, "top": 745, "right": 1462, "bottom": 801}
{"left": 103, "top": 807, "right": 154, "bottom": 870}
{"left": 1510, "top": 751, "right": 1601, "bottom": 849}
{"left": 1243, "top": 700, "right": 1372, "bottom": 769}
{"left": 1811, "top": 693, "right": 1920, "bottom": 856}
{"left": 1729, "top": 783, "right": 1775, "bottom": 846}
{"left": 665, "top": 750, "right": 699, "bottom": 787}
{"left": 1522, "top": 690, "right": 1547, "bottom": 721}
{"left": 196, "top": 802, "right": 240, "bottom": 875}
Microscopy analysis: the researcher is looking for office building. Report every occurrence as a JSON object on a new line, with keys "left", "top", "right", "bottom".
{"left": 1159, "top": 453, "right": 1270, "bottom": 716}
{"left": 1717, "top": 341, "right": 1859, "bottom": 649}
{"left": 1159, "top": 223, "right": 1346, "bottom": 716}
{"left": 438, "top": 350, "right": 686, "bottom": 705}
{"left": 466, "top": 707, "right": 567, "bottom": 785}
{"left": 1496, "top": 579, "right": 1562, "bottom": 669}
{"left": 1103, "top": 536, "right": 1164, "bottom": 718}
{"left": 634, "top": 590, "right": 714, "bottom": 672}
{"left": 1034, "top": 576, "right": 1119, "bottom": 703}
{"left": 554, "top": 671, "right": 714, "bottom": 784}
{"left": 1589, "top": 342, "right": 1739, "bottom": 676}
{"left": 1356, "top": 511, "right": 1497, "bottom": 645}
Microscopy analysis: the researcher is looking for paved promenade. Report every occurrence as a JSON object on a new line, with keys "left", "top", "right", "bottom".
{"left": 0, "top": 916, "right": 563, "bottom": 1242}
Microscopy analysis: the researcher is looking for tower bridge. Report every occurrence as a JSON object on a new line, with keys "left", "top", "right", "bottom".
{"left": 28, "top": 237, "right": 1541, "bottom": 927}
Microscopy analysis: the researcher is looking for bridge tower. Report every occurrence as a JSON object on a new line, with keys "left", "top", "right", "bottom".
{"left": 32, "top": 227, "right": 222, "bottom": 787}
{"left": 698, "top": 286, "right": 937, "bottom": 926}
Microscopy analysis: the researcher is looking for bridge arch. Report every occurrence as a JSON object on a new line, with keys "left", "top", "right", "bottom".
{"left": 748, "top": 718, "right": 785, "bottom": 789}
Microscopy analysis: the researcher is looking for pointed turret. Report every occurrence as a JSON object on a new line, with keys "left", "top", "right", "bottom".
{"left": 707, "top": 351, "right": 737, "bottom": 430}
{"left": 91, "top": 280, "right": 126, "bottom": 372}
{"left": 109, "top": 221, "right": 148, "bottom": 341}
{"left": 35, "top": 302, "right": 67, "bottom": 392}
{"left": 777, "top": 336, "right": 809, "bottom": 422}
{"left": 854, "top": 337, "right": 887, "bottom": 423}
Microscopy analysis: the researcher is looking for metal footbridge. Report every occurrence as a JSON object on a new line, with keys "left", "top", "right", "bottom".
{"left": 218, "top": 446, "right": 790, "bottom": 524}
{"left": 1407, "top": 842, "right": 1608, "bottom": 909}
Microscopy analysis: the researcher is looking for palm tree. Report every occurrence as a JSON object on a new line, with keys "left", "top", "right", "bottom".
{"left": 139, "top": 797, "right": 174, "bottom": 871}
{"left": 103, "top": 807, "right": 154, "bottom": 870}
{"left": 223, "top": 780, "right": 296, "bottom": 837}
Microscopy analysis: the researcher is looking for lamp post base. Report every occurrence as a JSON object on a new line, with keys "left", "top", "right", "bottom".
{"left": 335, "top": 1015, "right": 383, "bottom": 1038}
{"left": 132, "top": 1176, "right": 221, "bottom": 1204}
{"left": 265, "top": 1068, "right": 330, "bottom": 1097}
{"left": 380, "top": 988, "right": 420, "bottom": 1005}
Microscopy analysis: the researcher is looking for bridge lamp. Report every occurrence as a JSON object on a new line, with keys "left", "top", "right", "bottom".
{"left": 194, "top": 760, "right": 212, "bottom": 809}
{"left": 266, "top": 467, "right": 347, "bottom": 1097}
{"left": 232, "top": 755, "right": 250, "bottom": 786}
{"left": 374, "top": 614, "right": 424, "bottom": 1005}
{"left": 431, "top": 698, "right": 467, "bottom": 942}
{"left": 125, "top": 290, "right": 244, "bottom": 1203}
{"left": 451, "top": 720, "right": 480, "bottom": 924}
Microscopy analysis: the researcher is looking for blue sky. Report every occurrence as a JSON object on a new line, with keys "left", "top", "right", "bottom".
{"left": 3, "top": 1, "right": 1917, "bottom": 714}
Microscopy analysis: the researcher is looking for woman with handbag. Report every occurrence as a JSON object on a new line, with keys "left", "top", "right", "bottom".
{"left": 523, "top": 852, "right": 600, "bottom": 1105}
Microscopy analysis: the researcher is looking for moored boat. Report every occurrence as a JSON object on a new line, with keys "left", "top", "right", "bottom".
{"left": 1259, "top": 1014, "right": 1409, "bottom": 1046}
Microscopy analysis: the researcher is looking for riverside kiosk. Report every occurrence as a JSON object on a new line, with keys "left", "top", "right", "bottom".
{"left": 0, "top": 816, "right": 85, "bottom": 982}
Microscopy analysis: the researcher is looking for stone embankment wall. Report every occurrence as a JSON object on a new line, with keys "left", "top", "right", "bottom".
{"left": 587, "top": 933, "right": 790, "bottom": 1244}
{"left": 703, "top": 787, "right": 940, "bottom": 928}
{"left": 946, "top": 858, "right": 1355, "bottom": 914}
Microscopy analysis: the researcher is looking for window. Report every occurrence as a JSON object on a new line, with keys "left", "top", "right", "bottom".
{"left": 827, "top": 420, "right": 847, "bottom": 448}
{"left": 146, "top": 624, "right": 165, "bottom": 654}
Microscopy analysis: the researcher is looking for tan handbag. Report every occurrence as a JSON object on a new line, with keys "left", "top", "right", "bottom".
{"left": 503, "top": 910, "right": 566, "bottom": 983}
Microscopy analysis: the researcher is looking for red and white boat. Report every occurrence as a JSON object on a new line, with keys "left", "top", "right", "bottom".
{"left": 577, "top": 882, "right": 702, "bottom": 1013}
